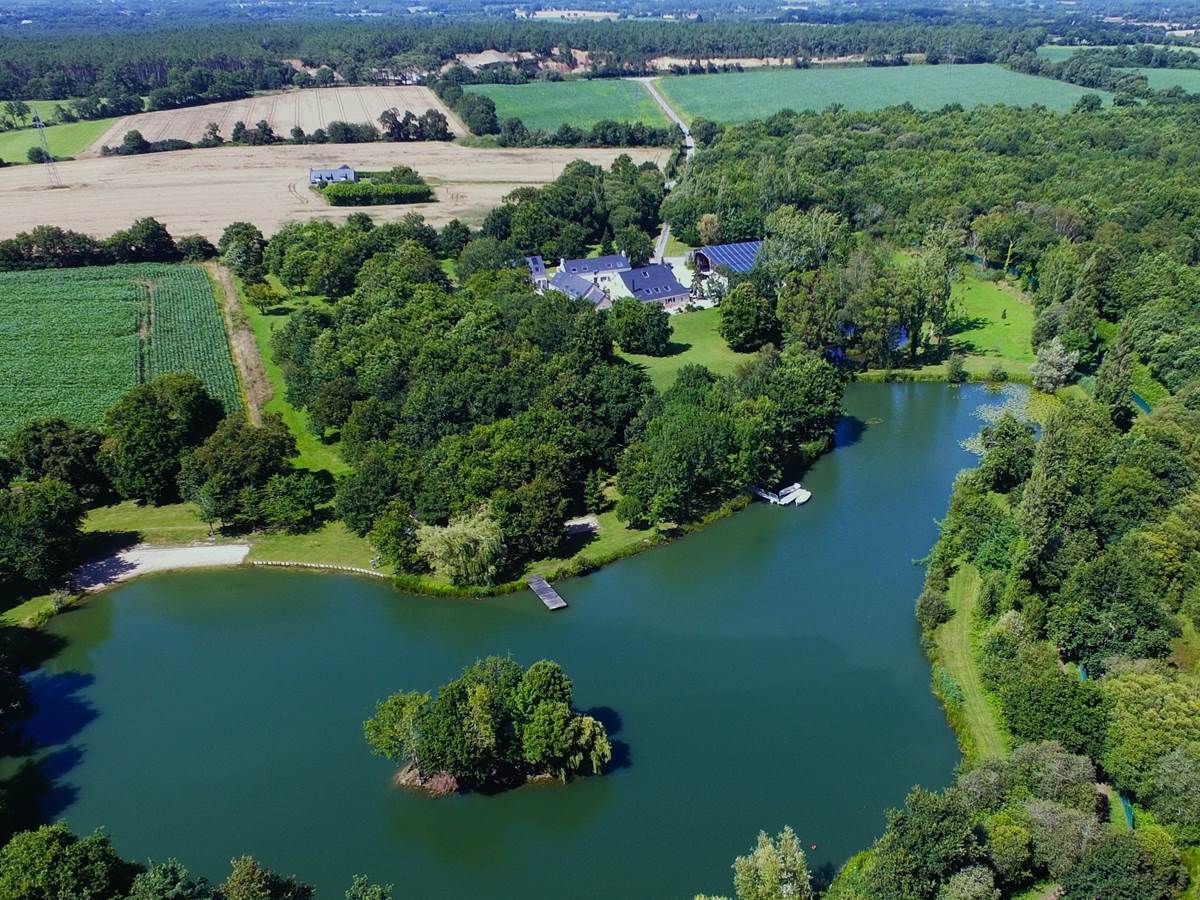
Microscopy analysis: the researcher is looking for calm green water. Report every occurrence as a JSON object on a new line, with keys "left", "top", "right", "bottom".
{"left": 29, "top": 383, "right": 992, "bottom": 898}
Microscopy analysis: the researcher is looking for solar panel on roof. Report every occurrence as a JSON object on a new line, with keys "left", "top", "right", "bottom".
{"left": 697, "top": 240, "right": 763, "bottom": 274}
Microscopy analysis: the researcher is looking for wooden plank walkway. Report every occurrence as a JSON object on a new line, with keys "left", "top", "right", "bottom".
{"left": 527, "top": 574, "right": 567, "bottom": 610}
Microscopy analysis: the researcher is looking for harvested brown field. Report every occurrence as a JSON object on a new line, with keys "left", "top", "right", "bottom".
{"left": 0, "top": 143, "right": 668, "bottom": 241}
{"left": 85, "top": 86, "right": 463, "bottom": 155}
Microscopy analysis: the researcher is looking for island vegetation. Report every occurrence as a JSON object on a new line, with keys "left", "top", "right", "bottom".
{"left": 364, "top": 656, "right": 611, "bottom": 794}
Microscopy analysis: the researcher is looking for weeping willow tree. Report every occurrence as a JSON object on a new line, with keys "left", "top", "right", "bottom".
{"left": 415, "top": 507, "right": 506, "bottom": 586}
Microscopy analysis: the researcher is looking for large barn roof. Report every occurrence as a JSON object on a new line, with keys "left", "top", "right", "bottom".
{"left": 694, "top": 240, "right": 763, "bottom": 274}
{"left": 619, "top": 264, "right": 690, "bottom": 303}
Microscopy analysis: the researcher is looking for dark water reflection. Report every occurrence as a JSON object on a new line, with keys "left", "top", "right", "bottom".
{"left": 28, "top": 383, "right": 995, "bottom": 899}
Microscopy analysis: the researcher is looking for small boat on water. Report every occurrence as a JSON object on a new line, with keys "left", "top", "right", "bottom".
{"left": 777, "top": 482, "right": 812, "bottom": 505}
{"left": 751, "top": 483, "right": 812, "bottom": 506}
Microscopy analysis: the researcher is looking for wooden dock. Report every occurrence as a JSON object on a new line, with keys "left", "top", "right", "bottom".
{"left": 527, "top": 574, "right": 567, "bottom": 610}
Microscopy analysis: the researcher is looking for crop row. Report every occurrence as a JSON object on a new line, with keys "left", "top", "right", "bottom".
{"left": 0, "top": 264, "right": 242, "bottom": 437}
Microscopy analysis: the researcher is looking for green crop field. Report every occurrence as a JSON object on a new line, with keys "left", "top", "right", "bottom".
{"left": 465, "top": 79, "right": 668, "bottom": 131}
{"left": 0, "top": 264, "right": 241, "bottom": 436}
{"left": 655, "top": 64, "right": 1111, "bottom": 123}
{"left": 1128, "top": 67, "right": 1200, "bottom": 91}
{"left": 0, "top": 116, "right": 114, "bottom": 164}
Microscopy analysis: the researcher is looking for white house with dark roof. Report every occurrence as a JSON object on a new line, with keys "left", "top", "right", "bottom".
{"left": 309, "top": 164, "right": 357, "bottom": 185}
{"left": 558, "top": 254, "right": 631, "bottom": 277}
{"left": 619, "top": 264, "right": 691, "bottom": 311}
{"left": 554, "top": 254, "right": 628, "bottom": 293}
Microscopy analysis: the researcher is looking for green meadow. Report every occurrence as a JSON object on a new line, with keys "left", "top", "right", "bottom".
{"left": 465, "top": 79, "right": 668, "bottom": 131}
{"left": 655, "top": 64, "right": 1111, "bottom": 123}
{"left": 0, "top": 116, "right": 114, "bottom": 163}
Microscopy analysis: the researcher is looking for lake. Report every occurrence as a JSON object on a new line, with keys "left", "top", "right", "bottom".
{"left": 27, "top": 382, "right": 993, "bottom": 898}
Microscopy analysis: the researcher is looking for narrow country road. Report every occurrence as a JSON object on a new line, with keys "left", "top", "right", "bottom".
{"left": 632, "top": 77, "right": 695, "bottom": 261}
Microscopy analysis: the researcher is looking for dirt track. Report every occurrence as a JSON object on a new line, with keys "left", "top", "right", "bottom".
{"left": 85, "top": 86, "right": 463, "bottom": 155}
{"left": 0, "top": 143, "right": 668, "bottom": 240}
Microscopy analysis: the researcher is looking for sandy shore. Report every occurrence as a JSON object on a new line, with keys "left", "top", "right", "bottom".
{"left": 73, "top": 544, "right": 250, "bottom": 592}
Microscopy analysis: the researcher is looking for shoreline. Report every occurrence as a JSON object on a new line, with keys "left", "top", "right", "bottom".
{"left": 72, "top": 543, "right": 252, "bottom": 594}
{"left": 6, "top": 493, "right": 753, "bottom": 627}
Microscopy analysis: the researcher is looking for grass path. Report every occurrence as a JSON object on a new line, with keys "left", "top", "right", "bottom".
{"left": 935, "top": 563, "right": 1010, "bottom": 759}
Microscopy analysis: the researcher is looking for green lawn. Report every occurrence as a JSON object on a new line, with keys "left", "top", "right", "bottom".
{"left": 948, "top": 269, "right": 1036, "bottom": 364}
{"left": 85, "top": 500, "right": 215, "bottom": 544}
{"left": 617, "top": 307, "right": 755, "bottom": 392}
{"left": 465, "top": 79, "right": 668, "bottom": 131}
{"left": 935, "top": 563, "right": 1011, "bottom": 760}
{"left": 664, "top": 232, "right": 693, "bottom": 257}
{"left": 655, "top": 64, "right": 1111, "bottom": 123}
{"left": 241, "top": 277, "right": 349, "bottom": 474}
{"left": 247, "top": 520, "right": 380, "bottom": 568}
{"left": 0, "top": 116, "right": 114, "bottom": 163}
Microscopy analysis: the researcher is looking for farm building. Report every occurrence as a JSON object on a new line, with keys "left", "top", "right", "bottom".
{"left": 549, "top": 270, "right": 609, "bottom": 307}
{"left": 526, "top": 255, "right": 548, "bottom": 290}
{"left": 309, "top": 165, "right": 358, "bottom": 185}
{"left": 692, "top": 240, "right": 763, "bottom": 274}
{"left": 619, "top": 264, "right": 691, "bottom": 310}
{"left": 559, "top": 254, "right": 631, "bottom": 277}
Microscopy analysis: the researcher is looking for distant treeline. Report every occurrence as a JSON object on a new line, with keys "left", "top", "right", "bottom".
{"left": 0, "top": 20, "right": 1051, "bottom": 100}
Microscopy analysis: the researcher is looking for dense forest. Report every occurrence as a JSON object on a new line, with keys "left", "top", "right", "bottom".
{"left": 665, "top": 99, "right": 1200, "bottom": 383}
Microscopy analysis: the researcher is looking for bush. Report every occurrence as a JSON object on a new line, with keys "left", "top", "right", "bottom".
{"left": 176, "top": 235, "right": 216, "bottom": 261}
{"left": 946, "top": 352, "right": 968, "bottom": 383}
{"left": 323, "top": 181, "right": 433, "bottom": 206}
{"left": 917, "top": 586, "right": 953, "bottom": 631}
{"left": 26, "top": 147, "right": 49, "bottom": 164}
{"left": 987, "top": 362, "right": 1009, "bottom": 383}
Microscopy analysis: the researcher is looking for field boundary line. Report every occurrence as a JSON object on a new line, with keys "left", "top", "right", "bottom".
{"left": 204, "top": 261, "right": 270, "bottom": 424}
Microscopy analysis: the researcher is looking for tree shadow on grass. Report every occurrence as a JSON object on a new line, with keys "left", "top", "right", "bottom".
{"left": 78, "top": 529, "right": 141, "bottom": 560}
{"left": 659, "top": 340, "right": 693, "bottom": 357}
{"left": 945, "top": 315, "right": 989, "bottom": 337}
